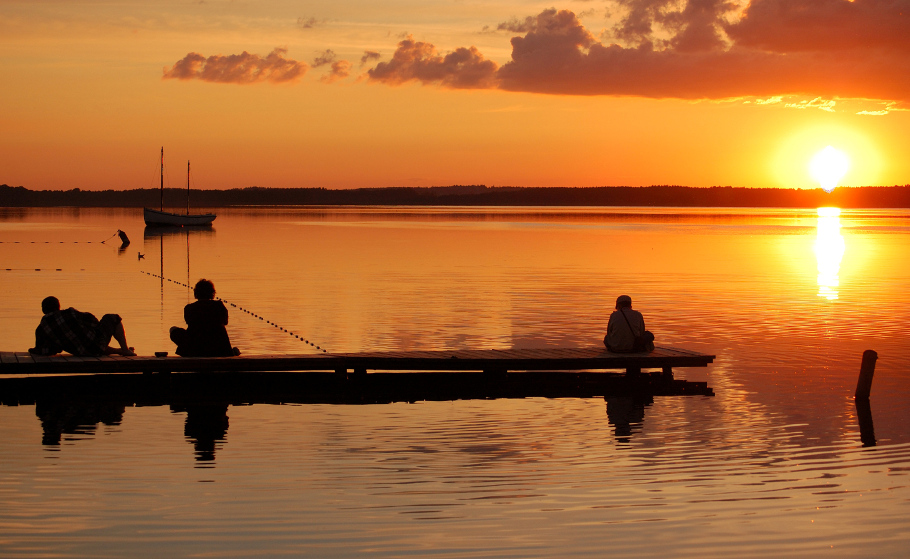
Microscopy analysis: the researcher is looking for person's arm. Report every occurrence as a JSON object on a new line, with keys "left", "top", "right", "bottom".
{"left": 29, "top": 321, "right": 60, "bottom": 355}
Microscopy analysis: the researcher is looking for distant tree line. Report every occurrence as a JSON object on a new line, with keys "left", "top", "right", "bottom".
{"left": 2, "top": 183, "right": 909, "bottom": 208}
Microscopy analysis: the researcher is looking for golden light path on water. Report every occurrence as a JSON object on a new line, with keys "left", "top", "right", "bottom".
{"left": 2, "top": 207, "right": 910, "bottom": 557}
{"left": 814, "top": 207, "right": 845, "bottom": 300}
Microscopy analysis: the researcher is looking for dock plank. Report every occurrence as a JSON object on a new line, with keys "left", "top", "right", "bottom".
{"left": 0, "top": 346, "right": 714, "bottom": 376}
{"left": 16, "top": 353, "right": 36, "bottom": 365}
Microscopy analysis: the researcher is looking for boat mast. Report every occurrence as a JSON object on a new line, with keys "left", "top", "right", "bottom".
{"left": 187, "top": 160, "right": 190, "bottom": 215}
{"left": 159, "top": 146, "right": 164, "bottom": 211}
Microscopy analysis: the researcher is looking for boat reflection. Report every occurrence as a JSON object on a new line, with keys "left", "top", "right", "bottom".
{"left": 142, "top": 225, "right": 216, "bottom": 239}
{"left": 814, "top": 207, "right": 845, "bottom": 300}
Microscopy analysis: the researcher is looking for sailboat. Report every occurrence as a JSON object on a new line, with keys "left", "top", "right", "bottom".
{"left": 144, "top": 147, "right": 217, "bottom": 227}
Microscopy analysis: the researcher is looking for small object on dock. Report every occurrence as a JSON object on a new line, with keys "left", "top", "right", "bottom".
{"left": 854, "top": 349, "right": 877, "bottom": 400}
{"left": 155, "top": 351, "right": 168, "bottom": 358}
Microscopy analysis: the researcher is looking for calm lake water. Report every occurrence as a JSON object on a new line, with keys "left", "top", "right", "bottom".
{"left": 1, "top": 206, "right": 909, "bottom": 557}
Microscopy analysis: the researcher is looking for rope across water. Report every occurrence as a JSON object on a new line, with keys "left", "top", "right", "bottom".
{"left": 140, "top": 270, "right": 328, "bottom": 352}
{"left": 1, "top": 229, "right": 328, "bottom": 351}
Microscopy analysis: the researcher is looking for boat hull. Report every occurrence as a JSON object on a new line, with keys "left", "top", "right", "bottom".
{"left": 144, "top": 207, "right": 216, "bottom": 227}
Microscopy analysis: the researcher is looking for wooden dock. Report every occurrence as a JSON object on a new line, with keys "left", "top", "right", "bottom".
{"left": 1, "top": 346, "right": 713, "bottom": 377}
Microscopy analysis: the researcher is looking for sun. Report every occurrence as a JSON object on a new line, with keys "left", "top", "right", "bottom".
{"left": 809, "top": 146, "right": 850, "bottom": 193}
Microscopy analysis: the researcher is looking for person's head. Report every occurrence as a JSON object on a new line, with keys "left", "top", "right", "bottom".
{"left": 615, "top": 295, "right": 632, "bottom": 310}
{"left": 41, "top": 296, "right": 60, "bottom": 314}
{"left": 193, "top": 279, "right": 216, "bottom": 300}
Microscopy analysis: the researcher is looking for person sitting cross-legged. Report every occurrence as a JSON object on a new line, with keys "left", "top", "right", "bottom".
{"left": 170, "top": 279, "right": 238, "bottom": 357}
{"left": 604, "top": 295, "right": 654, "bottom": 353}
{"left": 29, "top": 296, "right": 136, "bottom": 357}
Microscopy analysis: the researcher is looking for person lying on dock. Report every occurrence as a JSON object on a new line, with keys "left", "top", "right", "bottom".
{"left": 29, "top": 296, "right": 136, "bottom": 357}
{"left": 170, "top": 279, "right": 239, "bottom": 357}
{"left": 604, "top": 295, "right": 655, "bottom": 353}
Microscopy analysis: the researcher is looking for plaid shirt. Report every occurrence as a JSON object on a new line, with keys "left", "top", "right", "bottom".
{"left": 31, "top": 308, "right": 107, "bottom": 356}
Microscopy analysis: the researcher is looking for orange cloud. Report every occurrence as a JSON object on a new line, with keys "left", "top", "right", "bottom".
{"left": 360, "top": 51, "right": 381, "bottom": 67}
{"left": 363, "top": 6, "right": 910, "bottom": 102}
{"left": 312, "top": 49, "right": 336, "bottom": 68}
{"left": 163, "top": 48, "right": 307, "bottom": 84}
{"left": 495, "top": 8, "right": 910, "bottom": 100}
{"left": 726, "top": 0, "right": 910, "bottom": 52}
{"left": 321, "top": 60, "right": 352, "bottom": 84}
{"left": 367, "top": 35, "right": 499, "bottom": 89}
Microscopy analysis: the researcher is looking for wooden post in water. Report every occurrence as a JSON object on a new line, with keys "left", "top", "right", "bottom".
{"left": 854, "top": 350, "right": 877, "bottom": 400}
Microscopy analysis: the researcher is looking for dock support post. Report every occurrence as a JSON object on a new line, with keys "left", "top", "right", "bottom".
{"left": 625, "top": 366, "right": 641, "bottom": 376}
{"left": 855, "top": 350, "right": 877, "bottom": 400}
{"left": 855, "top": 398, "right": 876, "bottom": 447}
{"left": 661, "top": 366, "right": 673, "bottom": 379}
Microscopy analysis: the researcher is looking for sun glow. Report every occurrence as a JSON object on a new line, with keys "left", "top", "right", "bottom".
{"left": 809, "top": 146, "right": 850, "bottom": 193}
{"left": 814, "top": 207, "right": 845, "bottom": 300}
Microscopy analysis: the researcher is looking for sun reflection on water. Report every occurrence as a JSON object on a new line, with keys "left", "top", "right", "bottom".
{"left": 815, "top": 207, "right": 845, "bottom": 300}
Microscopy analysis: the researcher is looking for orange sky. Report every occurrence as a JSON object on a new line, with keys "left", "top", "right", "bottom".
{"left": 1, "top": 0, "right": 908, "bottom": 191}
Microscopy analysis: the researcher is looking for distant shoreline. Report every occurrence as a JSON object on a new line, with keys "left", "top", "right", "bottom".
{"left": 2, "top": 184, "right": 909, "bottom": 208}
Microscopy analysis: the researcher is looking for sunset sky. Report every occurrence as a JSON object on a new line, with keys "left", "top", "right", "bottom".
{"left": 2, "top": 0, "right": 909, "bottom": 191}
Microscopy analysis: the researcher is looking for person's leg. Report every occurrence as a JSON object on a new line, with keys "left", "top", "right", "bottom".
{"left": 111, "top": 321, "right": 133, "bottom": 353}
{"left": 170, "top": 327, "right": 188, "bottom": 356}
{"left": 100, "top": 314, "right": 134, "bottom": 355}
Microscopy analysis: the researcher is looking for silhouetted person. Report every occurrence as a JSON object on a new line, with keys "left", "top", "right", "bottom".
{"left": 29, "top": 296, "right": 135, "bottom": 356}
{"left": 170, "top": 279, "right": 237, "bottom": 357}
{"left": 36, "top": 398, "right": 126, "bottom": 446}
{"left": 172, "top": 403, "right": 230, "bottom": 462}
{"left": 606, "top": 396, "right": 651, "bottom": 443}
{"left": 604, "top": 295, "right": 654, "bottom": 353}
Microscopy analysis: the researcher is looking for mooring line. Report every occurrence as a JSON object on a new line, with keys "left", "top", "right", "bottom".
{"left": 0, "top": 230, "right": 127, "bottom": 245}
{"left": 140, "top": 270, "right": 328, "bottom": 353}
{"left": 3, "top": 268, "right": 83, "bottom": 272}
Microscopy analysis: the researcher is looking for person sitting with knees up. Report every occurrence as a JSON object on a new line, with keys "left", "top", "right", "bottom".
{"left": 604, "top": 295, "right": 654, "bottom": 353}
{"left": 29, "top": 296, "right": 136, "bottom": 356}
{"left": 170, "top": 279, "right": 238, "bottom": 357}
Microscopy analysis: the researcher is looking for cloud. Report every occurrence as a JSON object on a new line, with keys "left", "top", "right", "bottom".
{"left": 163, "top": 48, "right": 307, "bottom": 84}
{"left": 321, "top": 60, "right": 353, "bottom": 84}
{"left": 367, "top": 35, "right": 499, "bottom": 89}
{"left": 313, "top": 49, "right": 336, "bottom": 67}
{"left": 360, "top": 50, "right": 381, "bottom": 67}
{"left": 392, "top": 6, "right": 910, "bottom": 102}
{"left": 784, "top": 97, "right": 837, "bottom": 112}
{"left": 496, "top": 9, "right": 910, "bottom": 100}
{"left": 725, "top": 0, "right": 910, "bottom": 52}
{"left": 297, "top": 16, "right": 325, "bottom": 29}
{"left": 496, "top": 16, "right": 537, "bottom": 33}
{"left": 165, "top": 2, "right": 910, "bottom": 102}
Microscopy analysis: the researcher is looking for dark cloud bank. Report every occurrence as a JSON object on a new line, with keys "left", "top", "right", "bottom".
{"left": 369, "top": 0, "right": 910, "bottom": 101}
{"left": 164, "top": 0, "right": 910, "bottom": 101}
